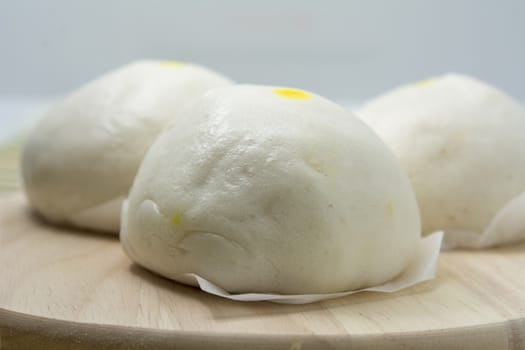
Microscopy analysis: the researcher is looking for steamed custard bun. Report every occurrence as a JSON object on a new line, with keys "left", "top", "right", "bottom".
{"left": 359, "top": 74, "right": 525, "bottom": 248}
{"left": 22, "top": 60, "right": 232, "bottom": 233}
{"left": 121, "top": 85, "right": 421, "bottom": 294}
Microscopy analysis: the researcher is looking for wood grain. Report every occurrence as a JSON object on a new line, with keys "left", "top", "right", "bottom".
{"left": 1, "top": 193, "right": 525, "bottom": 349}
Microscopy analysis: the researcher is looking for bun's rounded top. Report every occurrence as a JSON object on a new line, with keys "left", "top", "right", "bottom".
{"left": 359, "top": 73, "right": 525, "bottom": 239}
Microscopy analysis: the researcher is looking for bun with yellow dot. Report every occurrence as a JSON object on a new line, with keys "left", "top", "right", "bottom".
{"left": 358, "top": 73, "right": 525, "bottom": 248}
{"left": 22, "top": 60, "right": 232, "bottom": 233}
{"left": 121, "top": 84, "right": 421, "bottom": 294}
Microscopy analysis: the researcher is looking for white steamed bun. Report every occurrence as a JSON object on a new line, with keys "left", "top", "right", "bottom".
{"left": 121, "top": 85, "right": 421, "bottom": 294}
{"left": 22, "top": 60, "right": 232, "bottom": 233}
{"left": 359, "top": 74, "right": 525, "bottom": 247}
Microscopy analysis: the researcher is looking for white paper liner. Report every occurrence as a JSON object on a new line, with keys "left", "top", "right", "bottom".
{"left": 178, "top": 232, "right": 443, "bottom": 304}
{"left": 441, "top": 191, "right": 525, "bottom": 250}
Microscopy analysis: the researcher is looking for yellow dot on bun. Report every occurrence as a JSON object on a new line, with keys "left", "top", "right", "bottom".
{"left": 414, "top": 79, "right": 433, "bottom": 87}
{"left": 386, "top": 201, "right": 394, "bottom": 217}
{"left": 274, "top": 88, "right": 311, "bottom": 100}
{"left": 160, "top": 60, "right": 185, "bottom": 67}
{"left": 171, "top": 212, "right": 183, "bottom": 226}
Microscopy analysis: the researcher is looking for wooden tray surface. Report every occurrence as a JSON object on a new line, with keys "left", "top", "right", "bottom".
{"left": 1, "top": 193, "right": 524, "bottom": 349}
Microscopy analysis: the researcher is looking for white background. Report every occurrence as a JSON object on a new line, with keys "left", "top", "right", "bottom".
{"left": 1, "top": 0, "right": 524, "bottom": 138}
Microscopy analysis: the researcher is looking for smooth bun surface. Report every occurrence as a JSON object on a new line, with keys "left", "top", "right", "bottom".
{"left": 359, "top": 74, "right": 525, "bottom": 238}
{"left": 22, "top": 60, "right": 232, "bottom": 232}
{"left": 121, "top": 85, "right": 421, "bottom": 294}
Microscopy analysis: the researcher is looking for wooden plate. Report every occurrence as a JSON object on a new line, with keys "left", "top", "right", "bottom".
{"left": 1, "top": 193, "right": 524, "bottom": 349}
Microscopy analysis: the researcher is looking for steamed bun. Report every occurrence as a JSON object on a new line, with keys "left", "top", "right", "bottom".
{"left": 22, "top": 60, "right": 232, "bottom": 233}
{"left": 358, "top": 74, "right": 525, "bottom": 247}
{"left": 121, "top": 85, "right": 421, "bottom": 294}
